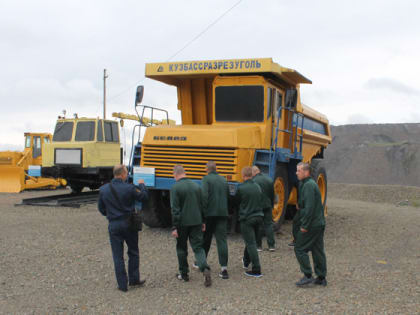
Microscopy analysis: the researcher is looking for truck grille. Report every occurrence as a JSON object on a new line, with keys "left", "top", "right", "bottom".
{"left": 141, "top": 145, "right": 238, "bottom": 179}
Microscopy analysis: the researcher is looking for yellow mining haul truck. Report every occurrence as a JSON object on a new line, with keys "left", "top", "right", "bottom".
{"left": 133, "top": 58, "right": 331, "bottom": 229}
{"left": 0, "top": 133, "right": 65, "bottom": 193}
{"left": 41, "top": 117, "right": 121, "bottom": 193}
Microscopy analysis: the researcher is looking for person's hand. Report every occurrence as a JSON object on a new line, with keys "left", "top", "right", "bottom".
{"left": 171, "top": 229, "right": 178, "bottom": 238}
{"left": 300, "top": 227, "right": 308, "bottom": 233}
{"left": 202, "top": 224, "right": 206, "bottom": 232}
{"left": 137, "top": 179, "right": 145, "bottom": 185}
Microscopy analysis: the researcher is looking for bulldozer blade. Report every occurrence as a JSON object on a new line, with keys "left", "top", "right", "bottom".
{"left": 0, "top": 166, "right": 25, "bottom": 193}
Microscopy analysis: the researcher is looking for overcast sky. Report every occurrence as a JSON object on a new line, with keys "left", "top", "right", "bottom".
{"left": 1, "top": 0, "right": 419, "bottom": 151}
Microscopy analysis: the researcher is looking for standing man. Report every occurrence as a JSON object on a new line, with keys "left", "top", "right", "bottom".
{"left": 170, "top": 165, "right": 212, "bottom": 287}
{"left": 294, "top": 162, "right": 327, "bottom": 286}
{"left": 252, "top": 166, "right": 276, "bottom": 252}
{"left": 235, "top": 166, "right": 264, "bottom": 278}
{"left": 98, "top": 164, "right": 148, "bottom": 292}
{"left": 201, "top": 161, "right": 230, "bottom": 279}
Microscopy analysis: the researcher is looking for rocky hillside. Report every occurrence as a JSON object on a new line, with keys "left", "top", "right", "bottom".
{"left": 324, "top": 124, "right": 420, "bottom": 187}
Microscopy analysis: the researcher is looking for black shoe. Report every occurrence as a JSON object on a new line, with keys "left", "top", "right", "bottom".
{"left": 313, "top": 277, "right": 327, "bottom": 286}
{"left": 219, "top": 270, "right": 229, "bottom": 279}
{"left": 176, "top": 274, "right": 189, "bottom": 282}
{"left": 245, "top": 270, "right": 263, "bottom": 278}
{"left": 118, "top": 287, "right": 128, "bottom": 292}
{"left": 129, "top": 279, "right": 146, "bottom": 287}
{"left": 295, "top": 275, "right": 313, "bottom": 286}
{"left": 288, "top": 242, "right": 295, "bottom": 247}
{"left": 203, "top": 269, "right": 212, "bottom": 287}
{"left": 242, "top": 258, "right": 249, "bottom": 269}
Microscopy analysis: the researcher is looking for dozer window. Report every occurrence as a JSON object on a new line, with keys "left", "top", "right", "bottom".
{"left": 53, "top": 122, "right": 74, "bottom": 141}
{"left": 75, "top": 121, "right": 95, "bottom": 141}
{"left": 104, "top": 121, "right": 119, "bottom": 142}
{"left": 25, "top": 136, "right": 31, "bottom": 148}
{"left": 215, "top": 85, "right": 264, "bottom": 122}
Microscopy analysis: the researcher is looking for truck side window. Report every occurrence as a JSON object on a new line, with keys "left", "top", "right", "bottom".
{"left": 267, "top": 88, "right": 273, "bottom": 119}
{"left": 104, "top": 121, "right": 119, "bottom": 142}
{"left": 97, "top": 120, "right": 103, "bottom": 141}
{"left": 276, "top": 92, "right": 283, "bottom": 118}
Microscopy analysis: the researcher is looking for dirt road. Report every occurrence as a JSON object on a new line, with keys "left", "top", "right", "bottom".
{"left": 0, "top": 188, "right": 419, "bottom": 314}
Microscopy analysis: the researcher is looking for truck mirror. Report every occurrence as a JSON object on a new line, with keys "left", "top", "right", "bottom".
{"left": 135, "top": 85, "right": 144, "bottom": 105}
{"left": 285, "top": 89, "right": 297, "bottom": 108}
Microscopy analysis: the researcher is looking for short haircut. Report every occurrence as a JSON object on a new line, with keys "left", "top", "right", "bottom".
{"left": 173, "top": 164, "right": 185, "bottom": 176}
{"left": 206, "top": 161, "right": 217, "bottom": 172}
{"left": 113, "top": 164, "right": 127, "bottom": 177}
{"left": 242, "top": 166, "right": 253, "bottom": 178}
{"left": 297, "top": 162, "right": 311, "bottom": 173}
{"left": 251, "top": 165, "right": 260, "bottom": 176}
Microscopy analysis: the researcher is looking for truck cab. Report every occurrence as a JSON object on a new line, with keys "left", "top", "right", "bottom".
{"left": 135, "top": 58, "right": 331, "bottom": 228}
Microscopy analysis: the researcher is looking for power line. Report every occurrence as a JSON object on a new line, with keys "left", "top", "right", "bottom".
{"left": 107, "top": 0, "right": 243, "bottom": 103}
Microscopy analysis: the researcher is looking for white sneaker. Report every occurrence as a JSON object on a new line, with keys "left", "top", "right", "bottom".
{"left": 192, "top": 262, "right": 199, "bottom": 270}
{"left": 257, "top": 247, "right": 263, "bottom": 252}
{"left": 242, "top": 258, "right": 249, "bottom": 269}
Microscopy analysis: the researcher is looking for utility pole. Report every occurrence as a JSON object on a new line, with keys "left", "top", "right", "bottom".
{"left": 103, "top": 69, "right": 108, "bottom": 119}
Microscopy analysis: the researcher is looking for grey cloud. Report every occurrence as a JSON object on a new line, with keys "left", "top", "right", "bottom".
{"left": 364, "top": 78, "right": 419, "bottom": 95}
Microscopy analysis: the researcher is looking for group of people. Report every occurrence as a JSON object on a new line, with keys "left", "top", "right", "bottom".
{"left": 98, "top": 161, "right": 327, "bottom": 292}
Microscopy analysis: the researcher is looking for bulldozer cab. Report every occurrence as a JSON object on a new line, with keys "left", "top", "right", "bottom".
{"left": 24, "top": 133, "right": 52, "bottom": 163}
{"left": 0, "top": 132, "right": 60, "bottom": 193}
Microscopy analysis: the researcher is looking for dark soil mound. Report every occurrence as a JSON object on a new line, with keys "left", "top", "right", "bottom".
{"left": 325, "top": 124, "right": 420, "bottom": 186}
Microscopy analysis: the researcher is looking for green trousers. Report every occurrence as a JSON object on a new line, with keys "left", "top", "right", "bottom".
{"left": 202, "top": 217, "right": 228, "bottom": 267}
{"left": 294, "top": 227, "right": 327, "bottom": 278}
{"left": 176, "top": 225, "right": 210, "bottom": 275}
{"left": 292, "top": 211, "right": 301, "bottom": 241}
{"left": 240, "top": 216, "right": 263, "bottom": 272}
{"left": 256, "top": 207, "right": 275, "bottom": 248}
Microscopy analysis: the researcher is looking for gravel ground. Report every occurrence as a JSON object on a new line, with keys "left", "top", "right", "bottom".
{"left": 0, "top": 188, "right": 419, "bottom": 314}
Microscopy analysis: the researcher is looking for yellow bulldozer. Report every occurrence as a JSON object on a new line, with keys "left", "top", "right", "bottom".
{"left": 0, "top": 133, "right": 65, "bottom": 193}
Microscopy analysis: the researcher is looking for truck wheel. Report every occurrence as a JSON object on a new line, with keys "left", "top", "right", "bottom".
{"left": 141, "top": 190, "right": 172, "bottom": 228}
{"left": 272, "top": 163, "right": 289, "bottom": 230}
{"left": 311, "top": 159, "right": 328, "bottom": 208}
{"left": 70, "top": 185, "right": 83, "bottom": 194}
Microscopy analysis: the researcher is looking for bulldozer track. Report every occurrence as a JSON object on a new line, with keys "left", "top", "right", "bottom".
{"left": 16, "top": 191, "right": 99, "bottom": 208}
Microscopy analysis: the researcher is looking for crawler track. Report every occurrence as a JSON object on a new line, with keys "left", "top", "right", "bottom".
{"left": 16, "top": 191, "right": 99, "bottom": 208}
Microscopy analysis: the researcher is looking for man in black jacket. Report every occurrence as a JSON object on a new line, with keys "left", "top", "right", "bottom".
{"left": 98, "top": 164, "right": 148, "bottom": 292}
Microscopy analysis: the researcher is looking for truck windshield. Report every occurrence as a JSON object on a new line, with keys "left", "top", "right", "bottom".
{"left": 53, "top": 122, "right": 74, "bottom": 141}
{"left": 215, "top": 85, "right": 264, "bottom": 122}
{"left": 75, "top": 121, "right": 95, "bottom": 141}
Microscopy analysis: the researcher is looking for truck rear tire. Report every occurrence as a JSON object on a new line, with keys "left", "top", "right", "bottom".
{"left": 141, "top": 190, "right": 172, "bottom": 228}
{"left": 311, "top": 159, "right": 328, "bottom": 208}
{"left": 272, "top": 163, "right": 289, "bottom": 230}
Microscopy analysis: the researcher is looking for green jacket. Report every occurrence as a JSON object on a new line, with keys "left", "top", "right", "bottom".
{"left": 201, "top": 171, "right": 229, "bottom": 217}
{"left": 234, "top": 179, "right": 264, "bottom": 221}
{"left": 298, "top": 177, "right": 325, "bottom": 230}
{"left": 253, "top": 173, "right": 274, "bottom": 209}
{"left": 170, "top": 177, "right": 203, "bottom": 228}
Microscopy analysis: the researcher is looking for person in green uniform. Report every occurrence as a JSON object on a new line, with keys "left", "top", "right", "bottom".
{"left": 252, "top": 166, "right": 276, "bottom": 252}
{"left": 235, "top": 166, "right": 264, "bottom": 278}
{"left": 294, "top": 162, "right": 327, "bottom": 286}
{"left": 201, "top": 161, "right": 230, "bottom": 279}
{"left": 170, "top": 165, "right": 212, "bottom": 287}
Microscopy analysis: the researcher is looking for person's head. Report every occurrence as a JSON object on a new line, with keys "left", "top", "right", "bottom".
{"left": 113, "top": 164, "right": 128, "bottom": 181}
{"left": 241, "top": 166, "right": 253, "bottom": 181}
{"left": 296, "top": 162, "right": 311, "bottom": 181}
{"left": 251, "top": 166, "right": 260, "bottom": 177}
{"left": 173, "top": 164, "right": 186, "bottom": 181}
{"left": 206, "top": 161, "right": 217, "bottom": 174}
